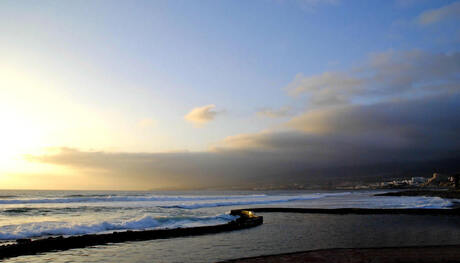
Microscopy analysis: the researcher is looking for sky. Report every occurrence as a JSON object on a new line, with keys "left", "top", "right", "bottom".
{"left": 0, "top": 0, "right": 459, "bottom": 190}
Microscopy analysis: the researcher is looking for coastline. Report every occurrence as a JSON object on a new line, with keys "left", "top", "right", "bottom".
{"left": 218, "top": 245, "right": 460, "bottom": 263}
{"left": 3, "top": 207, "right": 460, "bottom": 260}
{"left": 2, "top": 190, "right": 460, "bottom": 262}
{"left": 375, "top": 189, "right": 460, "bottom": 199}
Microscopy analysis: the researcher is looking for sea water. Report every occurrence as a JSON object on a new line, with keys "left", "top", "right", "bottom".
{"left": 0, "top": 190, "right": 459, "bottom": 262}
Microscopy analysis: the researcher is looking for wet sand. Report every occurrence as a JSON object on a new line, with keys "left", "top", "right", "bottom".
{"left": 219, "top": 245, "right": 460, "bottom": 263}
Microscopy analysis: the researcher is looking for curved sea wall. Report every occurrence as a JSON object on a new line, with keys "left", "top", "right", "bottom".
{"left": 231, "top": 207, "right": 460, "bottom": 215}
{"left": 0, "top": 210, "right": 263, "bottom": 260}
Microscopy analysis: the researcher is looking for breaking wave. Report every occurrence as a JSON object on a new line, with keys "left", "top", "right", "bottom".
{"left": 370, "top": 196, "right": 454, "bottom": 209}
{"left": 161, "top": 193, "right": 352, "bottom": 209}
{"left": 0, "top": 214, "right": 237, "bottom": 240}
{"left": 0, "top": 194, "right": 268, "bottom": 205}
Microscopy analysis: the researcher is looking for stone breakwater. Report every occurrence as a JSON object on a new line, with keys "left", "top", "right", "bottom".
{"left": 231, "top": 207, "right": 460, "bottom": 215}
{"left": 0, "top": 210, "right": 263, "bottom": 260}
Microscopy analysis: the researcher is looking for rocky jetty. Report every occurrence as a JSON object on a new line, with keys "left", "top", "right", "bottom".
{"left": 231, "top": 207, "right": 460, "bottom": 215}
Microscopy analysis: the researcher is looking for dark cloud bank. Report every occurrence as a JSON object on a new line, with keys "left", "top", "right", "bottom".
{"left": 29, "top": 51, "right": 460, "bottom": 189}
{"left": 29, "top": 93, "right": 460, "bottom": 189}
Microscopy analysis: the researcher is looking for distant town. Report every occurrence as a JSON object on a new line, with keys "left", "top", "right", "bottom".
{"left": 336, "top": 173, "right": 460, "bottom": 190}
{"left": 247, "top": 173, "right": 460, "bottom": 191}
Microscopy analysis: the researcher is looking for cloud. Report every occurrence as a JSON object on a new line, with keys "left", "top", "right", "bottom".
{"left": 286, "top": 72, "right": 363, "bottom": 106}
{"left": 286, "top": 50, "right": 460, "bottom": 107}
{"left": 417, "top": 1, "right": 460, "bottom": 25}
{"left": 287, "top": 94, "right": 460, "bottom": 145}
{"left": 219, "top": 93, "right": 460, "bottom": 163}
{"left": 256, "top": 107, "right": 291, "bottom": 118}
{"left": 25, "top": 49, "right": 460, "bottom": 189}
{"left": 184, "top": 104, "right": 219, "bottom": 125}
{"left": 28, "top": 94, "right": 460, "bottom": 189}
{"left": 26, "top": 147, "right": 306, "bottom": 189}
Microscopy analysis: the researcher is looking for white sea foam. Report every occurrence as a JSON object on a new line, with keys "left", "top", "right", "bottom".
{"left": 370, "top": 196, "right": 454, "bottom": 209}
{"left": 0, "top": 194, "right": 268, "bottom": 205}
{"left": 161, "top": 192, "right": 352, "bottom": 209}
{"left": 0, "top": 191, "right": 455, "bottom": 241}
{"left": 0, "top": 214, "right": 236, "bottom": 240}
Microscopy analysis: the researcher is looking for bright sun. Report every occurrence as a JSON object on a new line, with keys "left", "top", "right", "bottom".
{"left": 0, "top": 65, "right": 52, "bottom": 172}
{"left": 0, "top": 111, "right": 44, "bottom": 170}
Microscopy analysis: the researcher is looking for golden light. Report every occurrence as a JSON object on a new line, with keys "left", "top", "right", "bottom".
{"left": 0, "top": 65, "right": 50, "bottom": 172}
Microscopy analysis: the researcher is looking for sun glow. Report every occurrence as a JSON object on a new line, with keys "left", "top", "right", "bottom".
{"left": 0, "top": 63, "right": 134, "bottom": 189}
{"left": 0, "top": 66, "right": 49, "bottom": 173}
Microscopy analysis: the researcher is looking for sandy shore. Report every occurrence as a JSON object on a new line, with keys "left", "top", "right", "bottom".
{"left": 218, "top": 245, "right": 460, "bottom": 263}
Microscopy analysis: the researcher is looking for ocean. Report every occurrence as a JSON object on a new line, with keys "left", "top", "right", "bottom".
{"left": 1, "top": 190, "right": 459, "bottom": 262}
